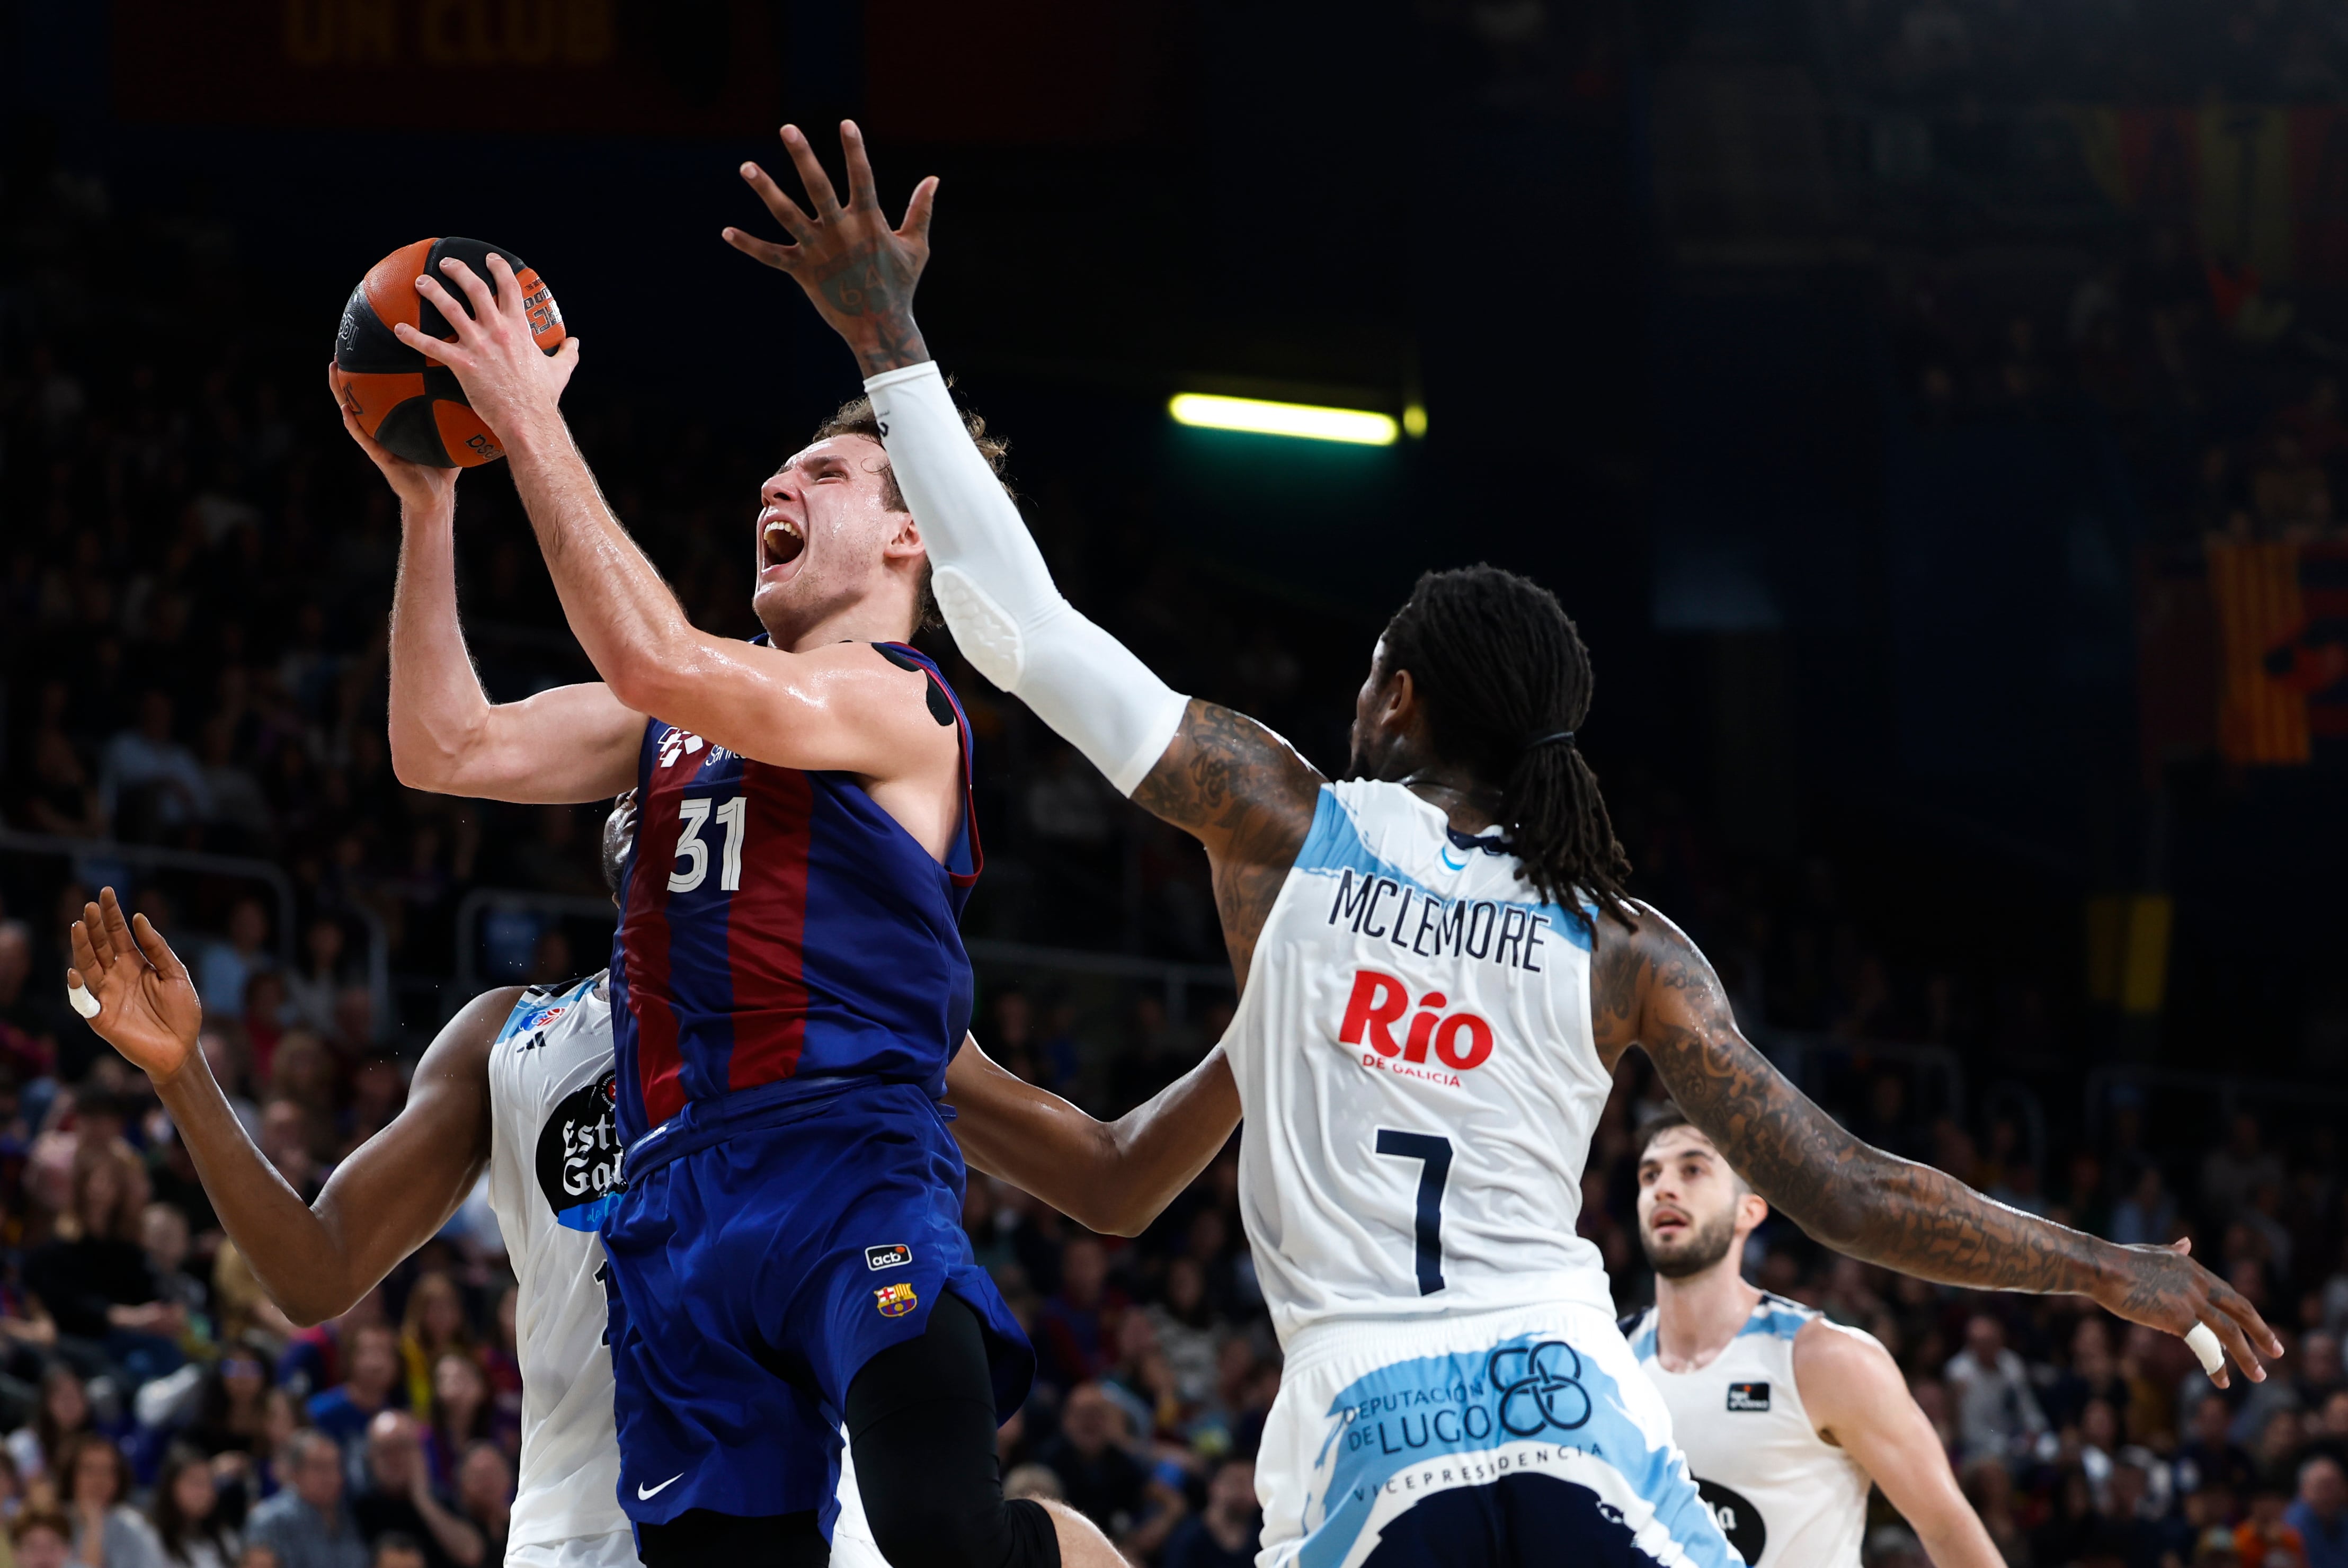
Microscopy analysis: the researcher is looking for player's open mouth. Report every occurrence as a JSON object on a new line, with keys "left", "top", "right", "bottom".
{"left": 1649, "top": 1207, "right": 1690, "bottom": 1238}
{"left": 760, "top": 513, "right": 806, "bottom": 578}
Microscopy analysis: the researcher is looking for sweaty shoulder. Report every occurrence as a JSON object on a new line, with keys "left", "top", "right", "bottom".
{"left": 1791, "top": 1314, "right": 1902, "bottom": 1439}
{"left": 652, "top": 637, "right": 956, "bottom": 789}
{"left": 839, "top": 641, "right": 961, "bottom": 758}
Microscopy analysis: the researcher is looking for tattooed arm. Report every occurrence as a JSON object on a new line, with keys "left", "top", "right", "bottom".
{"left": 1590, "top": 903, "right": 2283, "bottom": 1387}
{"left": 1127, "top": 703, "right": 1322, "bottom": 984}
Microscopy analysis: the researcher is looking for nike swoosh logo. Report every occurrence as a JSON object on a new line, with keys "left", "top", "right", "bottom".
{"left": 637, "top": 1475, "right": 684, "bottom": 1501}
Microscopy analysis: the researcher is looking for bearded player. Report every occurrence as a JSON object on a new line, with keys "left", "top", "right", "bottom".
{"left": 325, "top": 240, "right": 1240, "bottom": 1564}
{"left": 64, "top": 789, "right": 1234, "bottom": 1567}
{"left": 736, "top": 120, "right": 2282, "bottom": 1568}
{"left": 1625, "top": 1112, "right": 2004, "bottom": 1568}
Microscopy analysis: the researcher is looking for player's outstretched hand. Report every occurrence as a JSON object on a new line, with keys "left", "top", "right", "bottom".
{"left": 724, "top": 120, "right": 936, "bottom": 378}
{"left": 2094, "top": 1234, "right": 2283, "bottom": 1389}
{"left": 398, "top": 255, "right": 582, "bottom": 446}
{"left": 328, "top": 359, "right": 458, "bottom": 515}
{"left": 66, "top": 887, "right": 203, "bottom": 1086}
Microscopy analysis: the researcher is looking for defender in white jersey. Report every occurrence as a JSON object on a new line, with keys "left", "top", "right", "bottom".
{"left": 1225, "top": 781, "right": 1729, "bottom": 1566}
{"left": 1627, "top": 1115, "right": 2002, "bottom": 1568}
{"left": 477, "top": 973, "right": 636, "bottom": 1564}
{"left": 742, "top": 115, "right": 2270, "bottom": 1566}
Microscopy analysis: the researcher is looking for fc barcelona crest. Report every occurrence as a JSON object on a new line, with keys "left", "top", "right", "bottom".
{"left": 874, "top": 1282, "right": 919, "bottom": 1317}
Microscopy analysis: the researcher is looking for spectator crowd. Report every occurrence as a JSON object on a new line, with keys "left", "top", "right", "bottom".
{"left": 0, "top": 960, "right": 2336, "bottom": 1567}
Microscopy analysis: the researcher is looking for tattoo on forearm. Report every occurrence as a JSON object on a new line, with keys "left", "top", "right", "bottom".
{"left": 1130, "top": 700, "right": 1320, "bottom": 987}
{"left": 1598, "top": 923, "right": 2107, "bottom": 1297}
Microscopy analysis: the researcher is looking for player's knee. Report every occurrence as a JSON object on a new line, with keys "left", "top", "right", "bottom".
{"left": 866, "top": 1493, "right": 1058, "bottom": 1568}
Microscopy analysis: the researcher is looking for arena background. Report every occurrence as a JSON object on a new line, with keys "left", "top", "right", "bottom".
{"left": 3, "top": 1, "right": 2348, "bottom": 1564}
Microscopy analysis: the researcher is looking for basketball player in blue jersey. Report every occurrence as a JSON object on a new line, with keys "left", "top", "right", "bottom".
{"left": 737, "top": 121, "right": 2287, "bottom": 1568}
{"left": 66, "top": 790, "right": 1237, "bottom": 1568}
{"left": 341, "top": 246, "right": 1176, "bottom": 1562}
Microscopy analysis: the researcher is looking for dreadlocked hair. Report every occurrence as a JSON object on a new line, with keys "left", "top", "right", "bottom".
{"left": 1378, "top": 564, "right": 1635, "bottom": 931}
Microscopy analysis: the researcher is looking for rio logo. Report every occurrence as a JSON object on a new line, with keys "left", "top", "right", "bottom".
{"left": 1338, "top": 968, "right": 1495, "bottom": 1072}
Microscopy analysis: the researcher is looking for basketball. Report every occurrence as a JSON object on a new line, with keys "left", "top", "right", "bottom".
{"left": 332, "top": 236, "right": 565, "bottom": 468}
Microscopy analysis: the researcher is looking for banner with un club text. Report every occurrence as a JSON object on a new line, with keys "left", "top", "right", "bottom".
{"left": 111, "top": 0, "right": 784, "bottom": 137}
{"left": 110, "top": 0, "right": 1169, "bottom": 142}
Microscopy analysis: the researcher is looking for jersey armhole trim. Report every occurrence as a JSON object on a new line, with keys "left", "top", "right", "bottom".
{"left": 874, "top": 642, "right": 984, "bottom": 888}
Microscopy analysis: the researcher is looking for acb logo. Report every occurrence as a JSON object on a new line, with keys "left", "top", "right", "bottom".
{"left": 1338, "top": 968, "right": 1495, "bottom": 1071}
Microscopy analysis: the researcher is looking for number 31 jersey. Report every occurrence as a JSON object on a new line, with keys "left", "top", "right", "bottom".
{"left": 1226, "top": 780, "right": 1617, "bottom": 1345}
{"left": 607, "top": 642, "right": 981, "bottom": 1147}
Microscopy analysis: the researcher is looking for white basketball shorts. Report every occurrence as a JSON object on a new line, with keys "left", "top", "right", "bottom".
{"left": 1255, "top": 1301, "right": 1740, "bottom": 1568}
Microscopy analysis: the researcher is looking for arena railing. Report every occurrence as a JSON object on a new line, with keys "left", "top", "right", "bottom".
{"left": 0, "top": 828, "right": 392, "bottom": 1045}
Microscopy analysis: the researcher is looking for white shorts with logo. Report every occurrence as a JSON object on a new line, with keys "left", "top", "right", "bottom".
{"left": 1256, "top": 1302, "right": 1740, "bottom": 1568}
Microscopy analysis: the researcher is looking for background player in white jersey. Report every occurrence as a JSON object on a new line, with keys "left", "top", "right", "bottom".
{"left": 61, "top": 796, "right": 1243, "bottom": 1566}
{"left": 1626, "top": 1112, "right": 2003, "bottom": 1568}
{"left": 736, "top": 120, "right": 2284, "bottom": 1568}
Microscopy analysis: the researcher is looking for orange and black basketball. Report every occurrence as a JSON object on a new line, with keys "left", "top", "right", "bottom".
{"left": 332, "top": 237, "right": 565, "bottom": 468}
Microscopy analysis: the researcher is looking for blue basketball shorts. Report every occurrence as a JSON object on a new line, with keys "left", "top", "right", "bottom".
{"left": 601, "top": 1080, "right": 1034, "bottom": 1530}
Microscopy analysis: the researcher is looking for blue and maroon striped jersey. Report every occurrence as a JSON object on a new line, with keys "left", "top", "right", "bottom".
{"left": 606, "top": 642, "right": 981, "bottom": 1146}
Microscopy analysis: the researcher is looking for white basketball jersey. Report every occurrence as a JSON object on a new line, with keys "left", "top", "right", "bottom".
{"left": 1224, "top": 780, "right": 1617, "bottom": 1344}
{"left": 1625, "top": 1295, "right": 1874, "bottom": 1568}
{"left": 486, "top": 976, "right": 628, "bottom": 1552}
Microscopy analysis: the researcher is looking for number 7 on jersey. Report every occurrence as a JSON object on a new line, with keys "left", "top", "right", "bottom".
{"left": 1375, "top": 1129, "right": 1453, "bottom": 1296}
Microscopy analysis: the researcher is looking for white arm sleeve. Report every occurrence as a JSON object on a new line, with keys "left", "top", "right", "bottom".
{"left": 866, "top": 361, "right": 1189, "bottom": 796}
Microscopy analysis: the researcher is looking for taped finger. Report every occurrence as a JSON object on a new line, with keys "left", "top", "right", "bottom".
{"left": 2184, "top": 1322, "right": 2225, "bottom": 1376}
{"left": 67, "top": 977, "right": 100, "bottom": 1020}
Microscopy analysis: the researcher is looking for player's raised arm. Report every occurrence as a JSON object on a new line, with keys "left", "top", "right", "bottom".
{"left": 68, "top": 888, "right": 507, "bottom": 1326}
{"left": 387, "top": 258, "right": 950, "bottom": 792}
{"left": 335, "top": 361, "right": 642, "bottom": 804}
{"left": 728, "top": 120, "right": 1326, "bottom": 977}
{"left": 944, "top": 1036, "right": 1240, "bottom": 1236}
{"left": 1594, "top": 904, "right": 2284, "bottom": 1387}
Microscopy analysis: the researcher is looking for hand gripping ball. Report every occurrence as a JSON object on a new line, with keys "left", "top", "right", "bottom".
{"left": 333, "top": 237, "right": 565, "bottom": 467}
